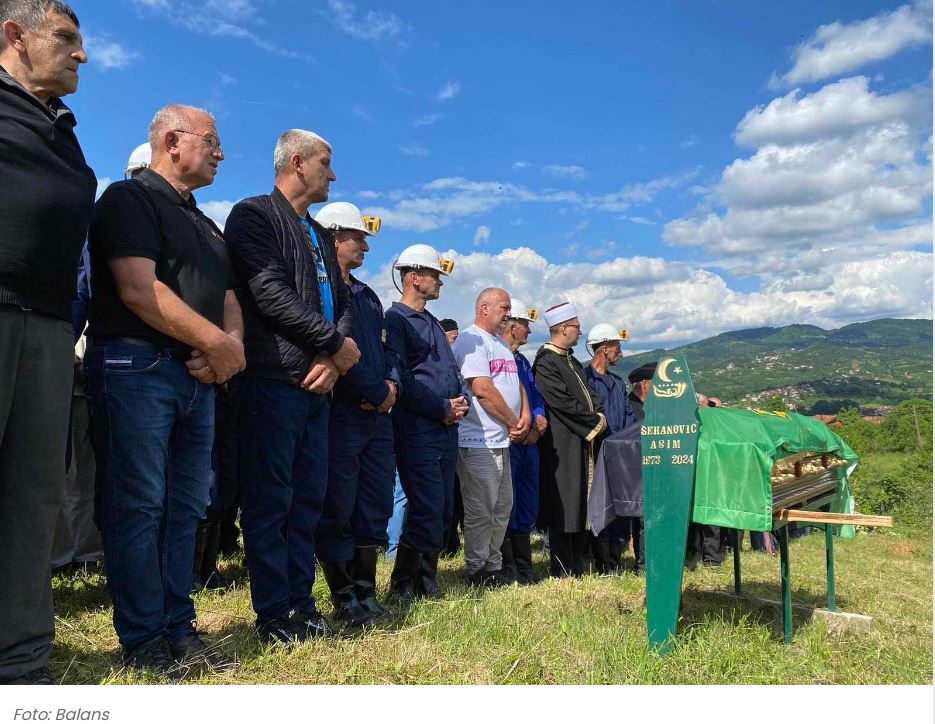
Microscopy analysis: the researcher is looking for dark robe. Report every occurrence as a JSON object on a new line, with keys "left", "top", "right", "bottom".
{"left": 534, "top": 343, "right": 607, "bottom": 532}
{"left": 628, "top": 391, "right": 644, "bottom": 422}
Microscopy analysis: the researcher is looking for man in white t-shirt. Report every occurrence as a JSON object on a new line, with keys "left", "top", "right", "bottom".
{"left": 452, "top": 288, "right": 531, "bottom": 587}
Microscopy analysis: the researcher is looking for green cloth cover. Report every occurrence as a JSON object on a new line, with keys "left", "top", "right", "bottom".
{"left": 691, "top": 408, "right": 858, "bottom": 537}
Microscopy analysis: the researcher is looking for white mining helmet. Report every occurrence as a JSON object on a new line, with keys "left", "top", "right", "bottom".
{"left": 393, "top": 244, "right": 454, "bottom": 275}
{"left": 586, "top": 323, "right": 630, "bottom": 354}
{"left": 125, "top": 142, "right": 151, "bottom": 178}
{"left": 314, "top": 201, "right": 381, "bottom": 235}
{"left": 509, "top": 298, "right": 539, "bottom": 323}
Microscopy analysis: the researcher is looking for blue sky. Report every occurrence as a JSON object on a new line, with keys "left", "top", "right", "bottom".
{"left": 71, "top": 0, "right": 933, "bottom": 353}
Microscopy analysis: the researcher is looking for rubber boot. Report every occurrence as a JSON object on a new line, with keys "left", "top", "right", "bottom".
{"left": 319, "top": 560, "right": 376, "bottom": 629}
{"left": 511, "top": 532, "right": 541, "bottom": 585}
{"left": 416, "top": 549, "right": 443, "bottom": 599}
{"left": 388, "top": 543, "right": 422, "bottom": 601}
{"left": 591, "top": 531, "right": 613, "bottom": 575}
{"left": 192, "top": 519, "right": 211, "bottom": 591}
{"left": 499, "top": 535, "right": 518, "bottom": 584}
{"left": 199, "top": 519, "right": 227, "bottom": 590}
{"left": 351, "top": 545, "right": 387, "bottom": 619}
{"left": 608, "top": 537, "right": 624, "bottom": 576}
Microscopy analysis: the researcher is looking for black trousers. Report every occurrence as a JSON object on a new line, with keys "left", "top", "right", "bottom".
{"left": 687, "top": 522, "right": 723, "bottom": 565}
{"left": 548, "top": 529, "right": 587, "bottom": 577}
{"left": 0, "top": 307, "right": 74, "bottom": 679}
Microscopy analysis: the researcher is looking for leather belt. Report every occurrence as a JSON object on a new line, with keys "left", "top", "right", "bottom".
{"left": 102, "top": 336, "right": 191, "bottom": 362}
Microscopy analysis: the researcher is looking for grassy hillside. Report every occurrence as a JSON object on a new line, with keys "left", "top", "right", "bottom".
{"left": 613, "top": 318, "right": 932, "bottom": 414}
{"left": 50, "top": 528, "right": 932, "bottom": 684}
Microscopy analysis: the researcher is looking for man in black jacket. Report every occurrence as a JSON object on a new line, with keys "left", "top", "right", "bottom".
{"left": 0, "top": 0, "right": 96, "bottom": 685}
{"left": 225, "top": 129, "right": 360, "bottom": 644}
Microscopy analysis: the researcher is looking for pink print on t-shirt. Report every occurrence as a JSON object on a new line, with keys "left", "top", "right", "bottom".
{"left": 489, "top": 358, "right": 518, "bottom": 374}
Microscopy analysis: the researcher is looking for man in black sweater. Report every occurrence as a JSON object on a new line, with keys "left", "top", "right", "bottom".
{"left": 0, "top": 0, "right": 96, "bottom": 685}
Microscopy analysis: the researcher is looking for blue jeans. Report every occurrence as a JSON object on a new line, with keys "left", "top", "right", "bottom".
{"left": 86, "top": 341, "right": 214, "bottom": 651}
{"left": 385, "top": 473, "right": 407, "bottom": 560}
{"left": 236, "top": 377, "right": 329, "bottom": 622}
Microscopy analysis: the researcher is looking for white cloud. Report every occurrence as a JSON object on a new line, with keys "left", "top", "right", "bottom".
{"left": 473, "top": 225, "right": 490, "bottom": 246}
{"left": 664, "top": 76, "right": 932, "bottom": 277}
{"left": 736, "top": 76, "right": 930, "bottom": 147}
{"left": 326, "top": 0, "right": 405, "bottom": 42}
{"left": 219, "top": 72, "right": 238, "bottom": 85}
{"left": 133, "top": 0, "right": 314, "bottom": 61}
{"left": 622, "top": 216, "right": 656, "bottom": 225}
{"left": 413, "top": 113, "right": 442, "bottom": 127}
{"left": 95, "top": 177, "right": 113, "bottom": 200}
{"left": 357, "top": 245, "right": 931, "bottom": 352}
{"left": 201, "top": 200, "right": 236, "bottom": 230}
{"left": 679, "top": 134, "right": 698, "bottom": 149}
{"left": 398, "top": 143, "right": 429, "bottom": 157}
{"left": 582, "top": 169, "right": 698, "bottom": 213}
{"left": 361, "top": 170, "right": 694, "bottom": 232}
{"left": 436, "top": 81, "right": 461, "bottom": 101}
{"left": 84, "top": 34, "right": 139, "bottom": 70}
{"left": 774, "top": 0, "right": 932, "bottom": 87}
{"left": 512, "top": 161, "right": 530, "bottom": 170}
{"left": 543, "top": 164, "right": 588, "bottom": 180}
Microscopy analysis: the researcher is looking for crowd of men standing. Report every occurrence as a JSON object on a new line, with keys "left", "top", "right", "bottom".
{"left": 1, "top": 0, "right": 735, "bottom": 685}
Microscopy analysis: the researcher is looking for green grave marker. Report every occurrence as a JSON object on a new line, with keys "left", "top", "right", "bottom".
{"left": 641, "top": 355, "right": 700, "bottom": 653}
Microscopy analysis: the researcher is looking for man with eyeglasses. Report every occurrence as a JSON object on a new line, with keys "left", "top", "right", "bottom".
{"left": 533, "top": 302, "right": 607, "bottom": 577}
{"left": 0, "top": 0, "right": 96, "bottom": 685}
{"left": 85, "top": 104, "right": 245, "bottom": 676}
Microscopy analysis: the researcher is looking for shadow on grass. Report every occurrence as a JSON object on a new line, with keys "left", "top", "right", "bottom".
{"left": 680, "top": 583, "right": 850, "bottom": 642}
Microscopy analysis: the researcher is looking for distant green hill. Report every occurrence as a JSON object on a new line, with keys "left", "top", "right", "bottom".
{"left": 612, "top": 318, "right": 933, "bottom": 414}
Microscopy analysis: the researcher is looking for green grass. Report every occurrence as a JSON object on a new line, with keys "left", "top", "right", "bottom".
{"left": 50, "top": 527, "right": 932, "bottom": 684}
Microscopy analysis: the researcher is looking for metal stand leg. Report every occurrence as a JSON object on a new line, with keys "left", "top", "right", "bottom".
{"left": 778, "top": 526, "right": 792, "bottom": 644}
{"left": 733, "top": 528, "right": 742, "bottom": 596}
{"left": 825, "top": 523, "right": 836, "bottom": 612}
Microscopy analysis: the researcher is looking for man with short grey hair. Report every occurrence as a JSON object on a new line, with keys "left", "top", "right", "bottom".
{"left": 86, "top": 103, "right": 245, "bottom": 675}
{"left": 225, "top": 129, "right": 358, "bottom": 644}
{"left": 0, "top": 0, "right": 95, "bottom": 685}
{"left": 452, "top": 288, "right": 530, "bottom": 588}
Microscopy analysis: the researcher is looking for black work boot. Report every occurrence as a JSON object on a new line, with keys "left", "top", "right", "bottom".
{"left": 388, "top": 543, "right": 422, "bottom": 601}
{"left": 417, "top": 549, "right": 444, "bottom": 599}
{"left": 499, "top": 534, "right": 518, "bottom": 584}
{"left": 192, "top": 519, "right": 211, "bottom": 591}
{"left": 511, "top": 533, "right": 541, "bottom": 585}
{"left": 351, "top": 546, "right": 387, "bottom": 620}
{"left": 319, "top": 560, "right": 377, "bottom": 629}
{"left": 199, "top": 519, "right": 227, "bottom": 590}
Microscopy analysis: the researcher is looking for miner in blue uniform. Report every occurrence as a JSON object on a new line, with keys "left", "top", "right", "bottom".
{"left": 314, "top": 203, "right": 400, "bottom": 628}
{"left": 385, "top": 245, "right": 469, "bottom": 599}
{"left": 584, "top": 324, "right": 638, "bottom": 574}
{"left": 498, "top": 299, "right": 547, "bottom": 585}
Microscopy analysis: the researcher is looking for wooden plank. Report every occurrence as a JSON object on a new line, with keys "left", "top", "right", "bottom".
{"left": 773, "top": 509, "right": 894, "bottom": 527}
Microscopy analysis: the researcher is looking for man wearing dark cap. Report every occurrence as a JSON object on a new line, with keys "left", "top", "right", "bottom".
{"left": 626, "top": 363, "right": 657, "bottom": 423}
{"left": 628, "top": 361, "right": 723, "bottom": 567}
